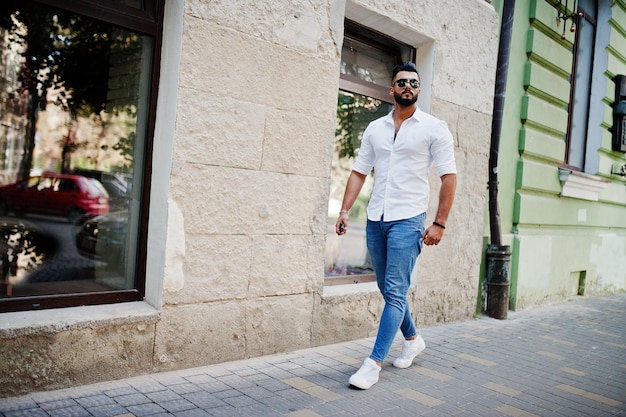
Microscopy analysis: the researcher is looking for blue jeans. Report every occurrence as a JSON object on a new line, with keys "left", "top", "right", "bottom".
{"left": 366, "top": 213, "right": 425, "bottom": 363}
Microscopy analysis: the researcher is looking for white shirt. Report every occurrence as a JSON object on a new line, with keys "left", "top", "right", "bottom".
{"left": 352, "top": 106, "right": 457, "bottom": 222}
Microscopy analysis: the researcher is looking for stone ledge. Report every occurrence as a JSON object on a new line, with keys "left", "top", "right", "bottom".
{"left": 322, "top": 281, "right": 379, "bottom": 297}
{"left": 0, "top": 301, "right": 160, "bottom": 338}
{"left": 559, "top": 168, "right": 609, "bottom": 201}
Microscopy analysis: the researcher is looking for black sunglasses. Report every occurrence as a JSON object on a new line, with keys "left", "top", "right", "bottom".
{"left": 394, "top": 79, "right": 420, "bottom": 89}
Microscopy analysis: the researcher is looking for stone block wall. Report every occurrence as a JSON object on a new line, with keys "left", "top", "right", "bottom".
{"left": 156, "top": 0, "right": 499, "bottom": 370}
{"left": 0, "top": 0, "right": 499, "bottom": 397}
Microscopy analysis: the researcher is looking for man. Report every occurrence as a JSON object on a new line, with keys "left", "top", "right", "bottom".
{"left": 336, "top": 62, "right": 457, "bottom": 390}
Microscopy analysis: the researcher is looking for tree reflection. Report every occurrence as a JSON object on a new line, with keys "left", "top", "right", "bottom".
{"left": 0, "top": 1, "right": 138, "bottom": 180}
{"left": 0, "top": 219, "right": 57, "bottom": 296}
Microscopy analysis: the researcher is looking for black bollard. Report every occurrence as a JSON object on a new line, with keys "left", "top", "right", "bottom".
{"left": 486, "top": 244, "right": 511, "bottom": 319}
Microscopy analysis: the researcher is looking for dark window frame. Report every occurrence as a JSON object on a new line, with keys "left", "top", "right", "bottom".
{"left": 0, "top": 0, "right": 164, "bottom": 312}
{"left": 339, "top": 19, "right": 414, "bottom": 103}
{"left": 563, "top": 1, "right": 597, "bottom": 171}
{"left": 35, "top": 0, "right": 160, "bottom": 35}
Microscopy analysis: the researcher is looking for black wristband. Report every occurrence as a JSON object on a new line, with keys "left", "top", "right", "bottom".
{"left": 432, "top": 221, "right": 446, "bottom": 230}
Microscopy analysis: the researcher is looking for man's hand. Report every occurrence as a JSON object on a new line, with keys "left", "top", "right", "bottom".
{"left": 336, "top": 213, "right": 348, "bottom": 235}
{"left": 421, "top": 223, "right": 444, "bottom": 246}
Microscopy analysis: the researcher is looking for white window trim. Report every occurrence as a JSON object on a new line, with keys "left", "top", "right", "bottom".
{"left": 144, "top": 0, "right": 184, "bottom": 309}
{"left": 344, "top": 1, "right": 435, "bottom": 112}
{"left": 559, "top": 168, "right": 609, "bottom": 201}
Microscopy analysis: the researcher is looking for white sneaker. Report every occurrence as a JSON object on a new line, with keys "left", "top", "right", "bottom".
{"left": 349, "top": 358, "right": 381, "bottom": 389}
{"left": 393, "top": 335, "right": 426, "bottom": 368}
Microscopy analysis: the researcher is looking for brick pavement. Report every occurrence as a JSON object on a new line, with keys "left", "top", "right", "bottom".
{"left": 1, "top": 293, "right": 625, "bottom": 417}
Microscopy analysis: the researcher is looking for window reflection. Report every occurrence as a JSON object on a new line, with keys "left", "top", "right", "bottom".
{"left": 0, "top": 1, "right": 151, "bottom": 299}
{"left": 326, "top": 21, "right": 413, "bottom": 284}
{"left": 325, "top": 91, "right": 392, "bottom": 280}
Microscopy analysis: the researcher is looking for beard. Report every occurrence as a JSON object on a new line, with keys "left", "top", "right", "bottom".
{"left": 394, "top": 91, "right": 418, "bottom": 107}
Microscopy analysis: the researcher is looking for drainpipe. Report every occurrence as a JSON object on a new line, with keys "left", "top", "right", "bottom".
{"left": 486, "top": 0, "right": 514, "bottom": 319}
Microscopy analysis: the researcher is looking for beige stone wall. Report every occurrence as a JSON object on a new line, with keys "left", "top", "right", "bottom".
{"left": 156, "top": 0, "right": 499, "bottom": 370}
{"left": 0, "top": 0, "right": 499, "bottom": 397}
{"left": 157, "top": 0, "right": 341, "bottom": 371}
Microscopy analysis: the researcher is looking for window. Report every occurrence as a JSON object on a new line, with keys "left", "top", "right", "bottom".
{"left": 325, "top": 20, "right": 414, "bottom": 285}
{"left": 564, "top": 0, "right": 597, "bottom": 171}
{"left": 0, "top": 0, "right": 163, "bottom": 311}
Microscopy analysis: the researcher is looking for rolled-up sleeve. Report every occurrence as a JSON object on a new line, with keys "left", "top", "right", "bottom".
{"left": 430, "top": 121, "right": 457, "bottom": 177}
{"left": 352, "top": 127, "right": 375, "bottom": 176}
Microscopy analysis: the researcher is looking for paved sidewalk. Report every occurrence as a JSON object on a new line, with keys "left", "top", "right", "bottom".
{"left": 1, "top": 294, "right": 625, "bottom": 417}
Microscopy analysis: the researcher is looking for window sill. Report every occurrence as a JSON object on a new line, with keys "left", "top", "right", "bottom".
{"left": 322, "top": 281, "right": 379, "bottom": 297}
{"left": 0, "top": 301, "right": 159, "bottom": 338}
{"left": 324, "top": 273, "right": 376, "bottom": 286}
{"left": 558, "top": 168, "right": 609, "bottom": 201}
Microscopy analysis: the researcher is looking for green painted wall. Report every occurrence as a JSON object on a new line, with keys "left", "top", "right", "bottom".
{"left": 484, "top": 0, "right": 626, "bottom": 312}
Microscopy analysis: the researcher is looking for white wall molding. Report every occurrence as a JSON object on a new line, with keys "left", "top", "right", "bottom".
{"left": 559, "top": 168, "right": 609, "bottom": 201}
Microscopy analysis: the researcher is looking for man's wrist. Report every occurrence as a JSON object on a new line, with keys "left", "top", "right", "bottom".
{"left": 340, "top": 209, "right": 349, "bottom": 215}
{"left": 432, "top": 221, "right": 446, "bottom": 229}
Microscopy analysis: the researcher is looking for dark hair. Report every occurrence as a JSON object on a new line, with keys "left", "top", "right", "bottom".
{"left": 392, "top": 62, "right": 419, "bottom": 80}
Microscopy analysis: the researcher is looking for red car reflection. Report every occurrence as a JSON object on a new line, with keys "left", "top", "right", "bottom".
{"left": 0, "top": 172, "right": 109, "bottom": 223}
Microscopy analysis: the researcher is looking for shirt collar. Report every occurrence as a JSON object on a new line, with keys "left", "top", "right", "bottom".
{"left": 386, "top": 105, "right": 424, "bottom": 124}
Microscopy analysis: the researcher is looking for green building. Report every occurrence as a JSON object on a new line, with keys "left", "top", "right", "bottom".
{"left": 484, "top": 0, "right": 626, "bottom": 312}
